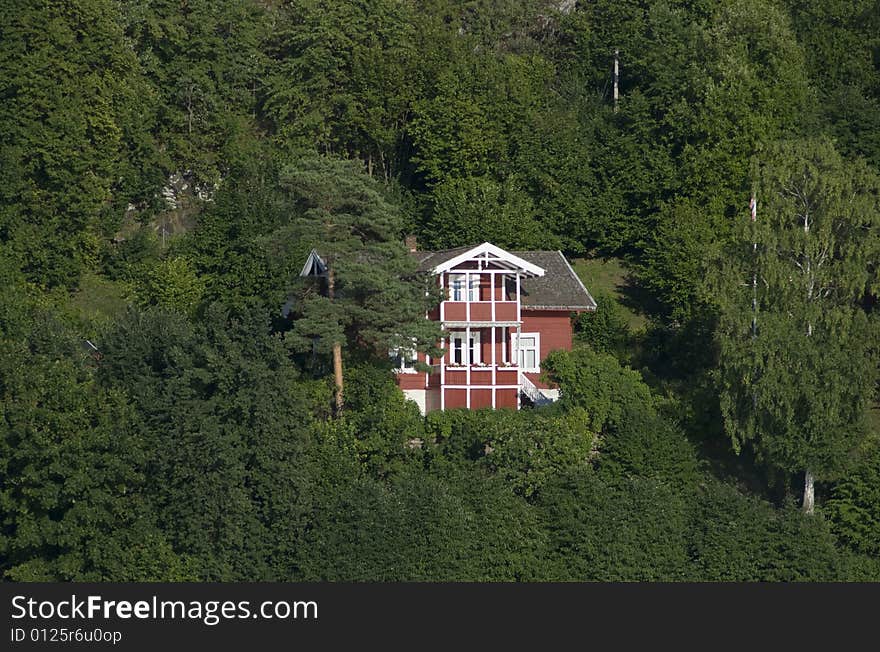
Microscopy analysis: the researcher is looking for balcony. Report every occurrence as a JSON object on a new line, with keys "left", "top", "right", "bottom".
{"left": 427, "top": 364, "right": 520, "bottom": 387}
{"left": 441, "top": 301, "right": 518, "bottom": 323}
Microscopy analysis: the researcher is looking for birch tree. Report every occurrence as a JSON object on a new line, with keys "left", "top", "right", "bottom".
{"left": 713, "top": 138, "right": 880, "bottom": 513}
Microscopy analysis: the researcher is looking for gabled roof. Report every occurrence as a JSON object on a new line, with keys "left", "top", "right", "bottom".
{"left": 512, "top": 250, "right": 596, "bottom": 311}
{"left": 414, "top": 245, "right": 596, "bottom": 311}
{"left": 423, "top": 242, "right": 545, "bottom": 277}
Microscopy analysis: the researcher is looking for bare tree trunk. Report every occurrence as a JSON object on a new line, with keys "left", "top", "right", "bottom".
{"left": 803, "top": 470, "right": 815, "bottom": 515}
{"left": 802, "top": 211, "right": 814, "bottom": 515}
{"left": 327, "top": 267, "right": 344, "bottom": 414}
{"left": 332, "top": 341, "right": 344, "bottom": 414}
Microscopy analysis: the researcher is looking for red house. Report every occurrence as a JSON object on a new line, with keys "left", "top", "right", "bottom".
{"left": 396, "top": 242, "right": 596, "bottom": 413}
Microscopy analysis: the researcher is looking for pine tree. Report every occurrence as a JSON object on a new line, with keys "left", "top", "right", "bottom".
{"left": 278, "top": 156, "right": 440, "bottom": 411}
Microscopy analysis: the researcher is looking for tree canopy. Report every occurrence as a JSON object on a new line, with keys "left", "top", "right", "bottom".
{"left": 2, "top": 0, "right": 879, "bottom": 582}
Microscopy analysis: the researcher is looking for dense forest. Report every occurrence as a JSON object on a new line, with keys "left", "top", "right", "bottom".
{"left": 2, "top": 0, "right": 879, "bottom": 581}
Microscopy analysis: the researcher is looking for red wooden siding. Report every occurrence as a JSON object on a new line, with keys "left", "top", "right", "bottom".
{"left": 496, "top": 388, "right": 518, "bottom": 409}
{"left": 445, "top": 302, "right": 467, "bottom": 321}
{"left": 445, "top": 389, "right": 467, "bottom": 409}
{"left": 470, "top": 389, "right": 493, "bottom": 409}
{"left": 521, "top": 309, "right": 574, "bottom": 389}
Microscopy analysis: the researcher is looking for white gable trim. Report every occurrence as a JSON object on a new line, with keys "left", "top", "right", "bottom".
{"left": 299, "top": 249, "right": 328, "bottom": 277}
{"left": 557, "top": 251, "right": 597, "bottom": 311}
{"left": 431, "top": 242, "right": 545, "bottom": 277}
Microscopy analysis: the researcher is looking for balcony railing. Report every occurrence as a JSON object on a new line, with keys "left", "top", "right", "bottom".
{"left": 441, "top": 301, "right": 518, "bottom": 323}
{"left": 428, "top": 364, "right": 520, "bottom": 387}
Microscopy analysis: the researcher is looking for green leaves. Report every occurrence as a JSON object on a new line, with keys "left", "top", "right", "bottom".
{"left": 279, "top": 155, "right": 440, "bottom": 356}
{"left": 0, "top": 0, "right": 160, "bottom": 288}
{"left": 712, "top": 137, "right": 880, "bottom": 482}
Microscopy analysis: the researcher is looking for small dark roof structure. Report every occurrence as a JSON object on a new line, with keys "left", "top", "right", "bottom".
{"left": 413, "top": 245, "right": 596, "bottom": 311}
{"left": 300, "top": 249, "right": 328, "bottom": 277}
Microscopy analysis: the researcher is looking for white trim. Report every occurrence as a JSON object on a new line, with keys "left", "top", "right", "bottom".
{"left": 432, "top": 243, "right": 545, "bottom": 277}
{"left": 439, "top": 273, "right": 445, "bottom": 322}
{"left": 556, "top": 250, "right": 597, "bottom": 311}
{"left": 490, "top": 273, "right": 496, "bottom": 321}
{"left": 441, "top": 320, "right": 520, "bottom": 328}
{"left": 439, "top": 335, "right": 446, "bottom": 410}
{"left": 449, "top": 330, "right": 481, "bottom": 365}
{"left": 390, "top": 340, "right": 418, "bottom": 374}
{"left": 448, "top": 272, "right": 480, "bottom": 302}
{"left": 491, "top": 325, "right": 496, "bottom": 408}
{"left": 512, "top": 332, "right": 540, "bottom": 372}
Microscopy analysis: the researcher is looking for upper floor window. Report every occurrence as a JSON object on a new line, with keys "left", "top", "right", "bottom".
{"left": 512, "top": 332, "right": 540, "bottom": 372}
{"left": 448, "top": 274, "right": 479, "bottom": 301}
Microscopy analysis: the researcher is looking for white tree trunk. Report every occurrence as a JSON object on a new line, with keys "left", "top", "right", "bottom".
{"left": 802, "top": 470, "right": 815, "bottom": 515}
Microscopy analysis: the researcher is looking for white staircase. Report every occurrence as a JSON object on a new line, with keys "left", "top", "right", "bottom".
{"left": 519, "top": 373, "right": 555, "bottom": 407}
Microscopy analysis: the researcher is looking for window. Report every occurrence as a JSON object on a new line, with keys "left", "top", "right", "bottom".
{"left": 512, "top": 332, "right": 540, "bottom": 372}
{"left": 448, "top": 274, "right": 479, "bottom": 301}
{"left": 390, "top": 344, "right": 418, "bottom": 373}
{"left": 449, "top": 331, "right": 480, "bottom": 366}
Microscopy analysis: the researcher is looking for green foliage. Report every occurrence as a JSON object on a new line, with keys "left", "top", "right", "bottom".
{"left": 263, "top": 0, "right": 417, "bottom": 177}
{"left": 543, "top": 347, "right": 700, "bottom": 484}
{"left": 421, "top": 175, "right": 550, "bottom": 250}
{"left": 182, "top": 153, "right": 302, "bottom": 309}
{"left": 279, "top": 155, "right": 440, "bottom": 358}
{"left": 132, "top": 257, "right": 206, "bottom": 317}
{"left": 0, "top": 0, "right": 162, "bottom": 287}
{"left": 711, "top": 138, "right": 880, "bottom": 482}
{"left": 786, "top": 0, "right": 880, "bottom": 166}
{"left": 574, "top": 290, "right": 630, "bottom": 355}
{"left": 542, "top": 347, "right": 654, "bottom": 431}
{"left": 827, "top": 444, "right": 880, "bottom": 556}
{"left": 424, "top": 407, "right": 596, "bottom": 498}
{"left": 340, "top": 364, "right": 425, "bottom": 478}
{"left": 689, "top": 480, "right": 857, "bottom": 581}
{"left": 538, "top": 469, "right": 692, "bottom": 581}
{"left": 97, "top": 303, "right": 324, "bottom": 580}
{"left": 0, "top": 298, "right": 187, "bottom": 580}
{"left": 4, "top": 0, "right": 880, "bottom": 583}
{"left": 118, "top": 0, "right": 269, "bottom": 185}
{"left": 102, "top": 229, "right": 163, "bottom": 283}
{"left": 639, "top": 198, "right": 724, "bottom": 321}
{"left": 300, "top": 466, "right": 545, "bottom": 581}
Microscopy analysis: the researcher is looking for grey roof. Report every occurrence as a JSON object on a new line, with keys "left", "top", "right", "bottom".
{"left": 411, "top": 245, "right": 475, "bottom": 270}
{"left": 413, "top": 246, "right": 597, "bottom": 311}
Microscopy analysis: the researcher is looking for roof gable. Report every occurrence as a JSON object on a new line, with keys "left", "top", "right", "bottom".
{"left": 413, "top": 244, "right": 596, "bottom": 311}
{"left": 430, "top": 242, "right": 545, "bottom": 277}
{"left": 299, "top": 249, "right": 327, "bottom": 277}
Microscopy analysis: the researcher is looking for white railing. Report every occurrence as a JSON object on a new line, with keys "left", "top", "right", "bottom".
{"left": 519, "top": 373, "right": 554, "bottom": 406}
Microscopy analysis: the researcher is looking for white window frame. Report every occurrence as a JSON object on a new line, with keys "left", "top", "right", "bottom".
{"left": 448, "top": 273, "right": 479, "bottom": 302}
{"left": 390, "top": 342, "right": 418, "bottom": 374}
{"left": 512, "top": 332, "right": 540, "bottom": 372}
{"left": 449, "top": 331, "right": 481, "bottom": 366}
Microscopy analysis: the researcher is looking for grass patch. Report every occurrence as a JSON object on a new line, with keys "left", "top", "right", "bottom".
{"left": 68, "top": 272, "right": 130, "bottom": 325}
{"left": 867, "top": 405, "right": 880, "bottom": 438}
{"left": 571, "top": 256, "right": 649, "bottom": 331}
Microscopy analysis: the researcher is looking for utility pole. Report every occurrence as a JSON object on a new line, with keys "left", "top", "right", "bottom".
{"left": 613, "top": 48, "right": 619, "bottom": 112}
